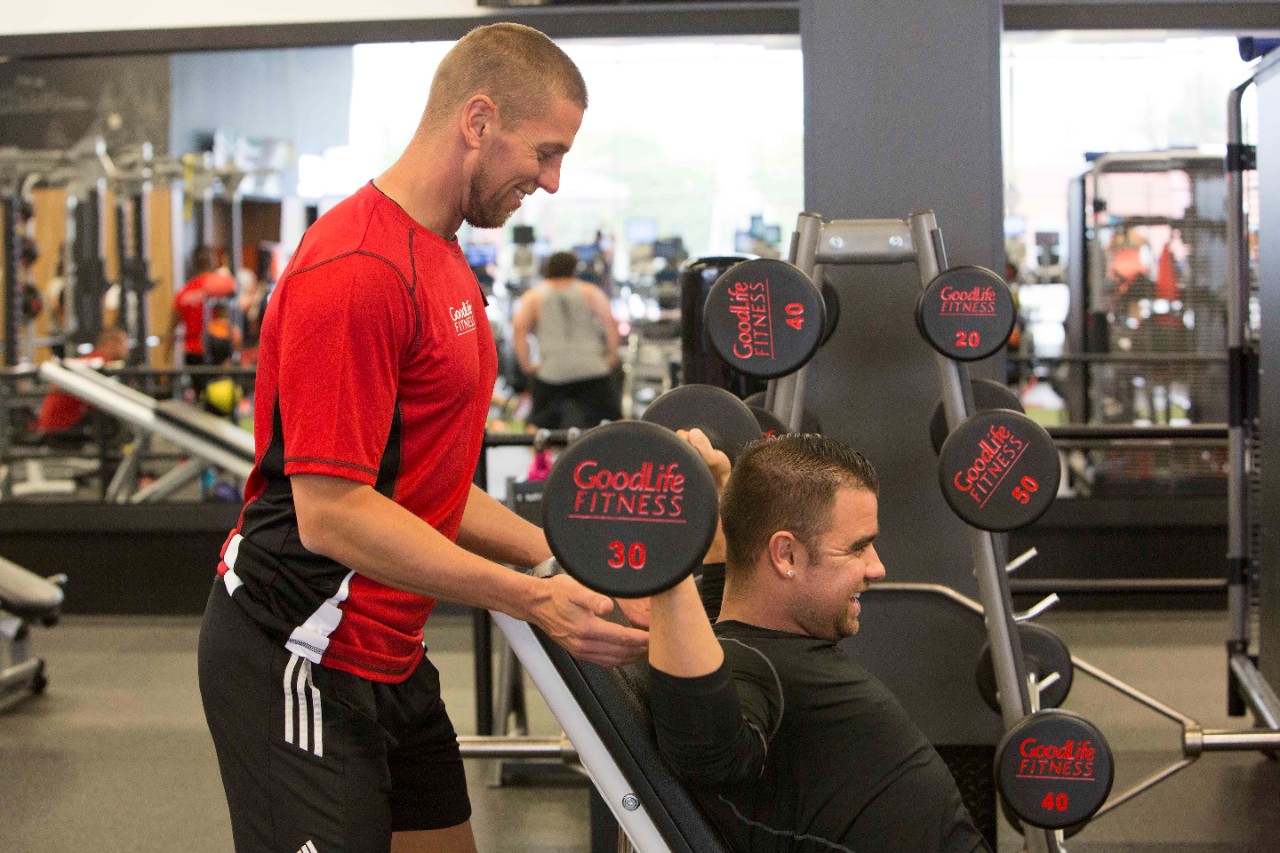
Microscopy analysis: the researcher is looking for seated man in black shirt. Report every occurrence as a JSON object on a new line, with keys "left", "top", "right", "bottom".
{"left": 649, "top": 431, "right": 990, "bottom": 852}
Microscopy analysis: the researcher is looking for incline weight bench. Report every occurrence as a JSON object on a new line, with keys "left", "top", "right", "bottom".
{"left": 477, "top": 611, "right": 731, "bottom": 853}
{"left": 38, "top": 360, "right": 253, "bottom": 502}
{"left": 0, "top": 554, "right": 65, "bottom": 706}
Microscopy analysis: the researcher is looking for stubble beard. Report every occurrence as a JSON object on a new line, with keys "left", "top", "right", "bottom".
{"left": 463, "top": 162, "right": 516, "bottom": 230}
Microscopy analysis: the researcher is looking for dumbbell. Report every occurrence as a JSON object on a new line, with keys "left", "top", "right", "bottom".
{"left": 928, "top": 378, "right": 1023, "bottom": 455}
{"left": 994, "top": 708, "right": 1115, "bottom": 833}
{"left": 744, "top": 390, "right": 822, "bottom": 435}
{"left": 915, "top": 265, "right": 1016, "bottom": 362}
{"left": 974, "top": 622, "right": 1073, "bottom": 714}
{"left": 541, "top": 384, "right": 759, "bottom": 597}
{"left": 702, "top": 258, "right": 828, "bottom": 379}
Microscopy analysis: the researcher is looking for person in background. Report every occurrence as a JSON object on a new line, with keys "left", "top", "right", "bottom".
{"left": 37, "top": 328, "right": 129, "bottom": 440}
{"left": 511, "top": 250, "right": 621, "bottom": 431}
{"left": 167, "top": 246, "right": 235, "bottom": 395}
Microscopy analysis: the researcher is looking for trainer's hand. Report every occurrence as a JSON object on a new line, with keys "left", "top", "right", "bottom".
{"left": 530, "top": 574, "right": 649, "bottom": 666}
{"left": 677, "top": 428, "right": 731, "bottom": 493}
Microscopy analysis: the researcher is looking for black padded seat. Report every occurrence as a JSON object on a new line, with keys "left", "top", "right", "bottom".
{"left": 530, "top": 627, "right": 732, "bottom": 853}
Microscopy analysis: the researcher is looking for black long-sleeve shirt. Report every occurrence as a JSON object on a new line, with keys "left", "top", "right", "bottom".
{"left": 650, "top": 619, "right": 990, "bottom": 852}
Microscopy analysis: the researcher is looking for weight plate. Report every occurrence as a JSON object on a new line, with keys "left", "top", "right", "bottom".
{"left": 975, "top": 622, "right": 1074, "bottom": 714}
{"left": 930, "top": 379, "right": 1026, "bottom": 455}
{"left": 996, "top": 709, "right": 1114, "bottom": 830}
{"left": 542, "top": 421, "right": 719, "bottom": 598}
{"left": 916, "top": 266, "right": 1016, "bottom": 362}
{"left": 748, "top": 405, "right": 790, "bottom": 441}
{"left": 641, "top": 384, "right": 762, "bottom": 464}
{"left": 938, "top": 409, "right": 1060, "bottom": 532}
{"left": 744, "top": 392, "right": 824, "bottom": 435}
{"left": 821, "top": 277, "right": 841, "bottom": 346}
{"left": 704, "top": 258, "right": 825, "bottom": 379}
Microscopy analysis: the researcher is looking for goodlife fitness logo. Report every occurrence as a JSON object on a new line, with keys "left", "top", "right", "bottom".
{"left": 726, "top": 278, "right": 774, "bottom": 360}
{"left": 450, "top": 300, "right": 477, "bottom": 335}
{"left": 951, "top": 422, "right": 1027, "bottom": 507}
{"left": 569, "top": 460, "right": 687, "bottom": 522}
{"left": 938, "top": 282, "right": 999, "bottom": 316}
{"left": 1016, "top": 737, "right": 1099, "bottom": 782}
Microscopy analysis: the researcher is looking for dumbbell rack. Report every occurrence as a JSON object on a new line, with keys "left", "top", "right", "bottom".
{"left": 765, "top": 210, "right": 1064, "bottom": 853}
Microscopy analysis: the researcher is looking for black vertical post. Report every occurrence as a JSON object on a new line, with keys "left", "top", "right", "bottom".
{"left": 113, "top": 195, "right": 128, "bottom": 335}
{"left": 129, "top": 191, "right": 152, "bottom": 368}
{"left": 3, "top": 191, "right": 19, "bottom": 367}
{"left": 471, "top": 444, "right": 494, "bottom": 735}
{"left": 72, "top": 187, "right": 107, "bottom": 348}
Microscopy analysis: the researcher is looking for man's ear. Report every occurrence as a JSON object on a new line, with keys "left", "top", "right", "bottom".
{"left": 461, "top": 95, "right": 497, "bottom": 149}
{"left": 766, "top": 531, "right": 801, "bottom": 580}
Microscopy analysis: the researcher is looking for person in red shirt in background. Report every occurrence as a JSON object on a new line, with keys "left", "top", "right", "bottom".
{"left": 168, "top": 246, "right": 236, "bottom": 395}
{"left": 37, "top": 328, "right": 129, "bottom": 440}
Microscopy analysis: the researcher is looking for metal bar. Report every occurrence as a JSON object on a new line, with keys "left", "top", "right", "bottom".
{"left": 1199, "top": 729, "right": 1280, "bottom": 751}
{"left": 912, "top": 210, "right": 1033, "bottom": 723}
{"left": 767, "top": 211, "right": 823, "bottom": 432}
{"left": 1009, "top": 578, "right": 1227, "bottom": 595}
{"left": 811, "top": 218, "right": 915, "bottom": 265}
{"left": 455, "top": 735, "right": 577, "bottom": 762}
{"left": 1225, "top": 77, "right": 1256, "bottom": 667}
{"left": 1090, "top": 757, "right": 1196, "bottom": 821}
{"left": 484, "top": 431, "right": 570, "bottom": 449}
{"left": 1006, "top": 547, "right": 1038, "bottom": 574}
{"left": 777, "top": 216, "right": 821, "bottom": 433}
{"left": 1013, "top": 594, "right": 1060, "bottom": 623}
{"left": 868, "top": 581, "right": 985, "bottom": 616}
{"left": 129, "top": 458, "right": 203, "bottom": 504}
{"left": 1008, "top": 353, "right": 1227, "bottom": 364}
{"left": 1072, "top": 656, "right": 1197, "bottom": 727}
{"left": 1045, "top": 424, "right": 1227, "bottom": 440}
{"left": 1229, "top": 654, "right": 1280, "bottom": 730}
{"left": 0, "top": 658, "right": 42, "bottom": 695}
{"left": 105, "top": 432, "right": 147, "bottom": 503}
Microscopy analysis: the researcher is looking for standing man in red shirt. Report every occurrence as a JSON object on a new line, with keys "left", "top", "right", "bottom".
{"left": 168, "top": 245, "right": 235, "bottom": 394}
{"left": 198, "top": 23, "right": 648, "bottom": 853}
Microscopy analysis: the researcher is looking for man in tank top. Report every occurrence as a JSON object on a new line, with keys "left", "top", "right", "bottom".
{"left": 512, "top": 250, "right": 621, "bottom": 429}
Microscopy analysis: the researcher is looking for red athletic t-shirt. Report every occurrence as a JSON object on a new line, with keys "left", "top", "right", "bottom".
{"left": 217, "top": 182, "right": 498, "bottom": 683}
{"left": 174, "top": 270, "right": 235, "bottom": 355}
{"left": 37, "top": 351, "right": 110, "bottom": 432}
{"left": 174, "top": 278, "right": 207, "bottom": 355}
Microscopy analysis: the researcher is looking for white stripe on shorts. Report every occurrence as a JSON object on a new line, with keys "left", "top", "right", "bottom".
{"left": 282, "top": 654, "right": 323, "bottom": 757}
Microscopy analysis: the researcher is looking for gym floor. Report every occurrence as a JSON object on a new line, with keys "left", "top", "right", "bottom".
{"left": 1, "top": 607, "right": 1277, "bottom": 852}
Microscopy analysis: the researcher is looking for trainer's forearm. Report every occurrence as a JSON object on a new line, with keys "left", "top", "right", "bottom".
{"left": 648, "top": 576, "right": 723, "bottom": 677}
{"left": 293, "top": 476, "right": 547, "bottom": 621}
{"left": 458, "top": 483, "right": 552, "bottom": 568}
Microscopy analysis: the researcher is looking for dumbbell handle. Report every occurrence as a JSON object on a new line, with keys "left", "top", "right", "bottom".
{"left": 528, "top": 557, "right": 562, "bottom": 579}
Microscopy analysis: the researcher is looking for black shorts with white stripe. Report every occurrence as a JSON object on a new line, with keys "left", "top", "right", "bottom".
{"left": 198, "top": 579, "right": 471, "bottom": 853}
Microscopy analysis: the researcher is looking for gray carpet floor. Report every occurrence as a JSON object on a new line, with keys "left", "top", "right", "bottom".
{"left": 0, "top": 609, "right": 1276, "bottom": 852}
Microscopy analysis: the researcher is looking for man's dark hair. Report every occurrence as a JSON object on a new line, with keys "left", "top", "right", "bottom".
{"left": 721, "top": 433, "right": 879, "bottom": 572}
{"left": 542, "top": 251, "right": 580, "bottom": 280}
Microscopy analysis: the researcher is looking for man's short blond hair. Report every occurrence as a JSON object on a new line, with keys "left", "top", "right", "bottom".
{"left": 423, "top": 22, "right": 587, "bottom": 128}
